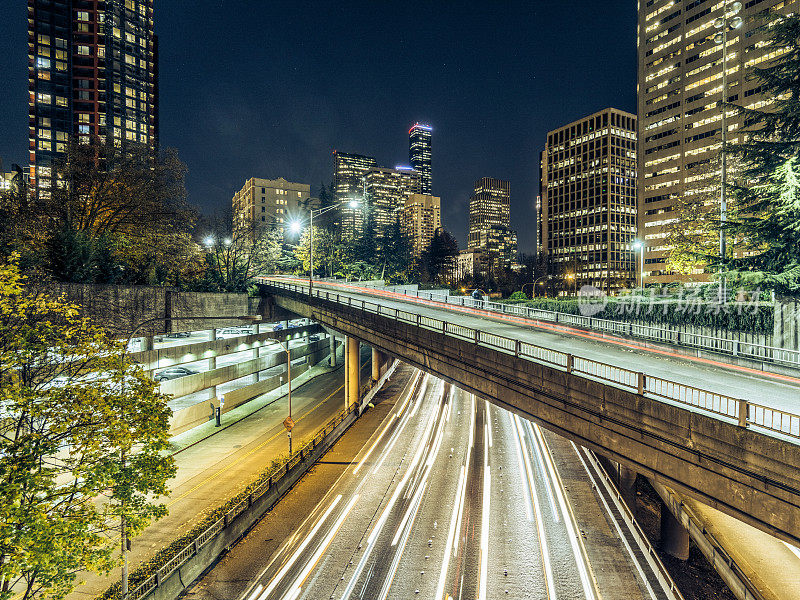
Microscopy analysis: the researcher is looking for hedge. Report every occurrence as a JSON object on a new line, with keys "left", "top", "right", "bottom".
{"left": 501, "top": 297, "right": 774, "bottom": 335}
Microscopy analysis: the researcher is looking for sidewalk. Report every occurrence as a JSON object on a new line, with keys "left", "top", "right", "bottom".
{"left": 68, "top": 349, "right": 366, "bottom": 599}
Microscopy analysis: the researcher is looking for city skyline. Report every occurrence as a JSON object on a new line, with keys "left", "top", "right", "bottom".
{"left": 0, "top": 1, "right": 637, "bottom": 252}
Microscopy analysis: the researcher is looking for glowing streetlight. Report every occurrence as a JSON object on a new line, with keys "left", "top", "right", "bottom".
{"left": 223, "top": 238, "right": 232, "bottom": 246}
{"left": 304, "top": 199, "right": 360, "bottom": 295}
{"left": 632, "top": 239, "right": 645, "bottom": 290}
{"left": 289, "top": 220, "right": 303, "bottom": 235}
{"left": 204, "top": 236, "right": 214, "bottom": 248}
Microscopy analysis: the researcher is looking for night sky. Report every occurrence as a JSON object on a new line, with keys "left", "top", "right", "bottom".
{"left": 0, "top": 1, "right": 637, "bottom": 253}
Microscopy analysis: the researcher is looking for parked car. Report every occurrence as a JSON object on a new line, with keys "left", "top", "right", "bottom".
{"left": 272, "top": 323, "right": 284, "bottom": 331}
{"left": 154, "top": 366, "right": 198, "bottom": 382}
{"left": 217, "top": 327, "right": 252, "bottom": 339}
{"left": 309, "top": 334, "right": 321, "bottom": 342}
{"left": 288, "top": 319, "right": 305, "bottom": 328}
{"left": 166, "top": 331, "right": 191, "bottom": 339}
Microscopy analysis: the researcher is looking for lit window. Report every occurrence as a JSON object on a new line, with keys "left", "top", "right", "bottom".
{"left": 77, "top": 45, "right": 91, "bottom": 56}
{"left": 77, "top": 11, "right": 89, "bottom": 21}
{"left": 37, "top": 34, "right": 50, "bottom": 45}
{"left": 36, "top": 57, "right": 51, "bottom": 69}
{"left": 36, "top": 92, "right": 52, "bottom": 104}
{"left": 55, "top": 96, "right": 67, "bottom": 107}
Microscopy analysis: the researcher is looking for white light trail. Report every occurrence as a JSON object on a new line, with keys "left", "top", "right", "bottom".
{"left": 525, "top": 420, "right": 560, "bottom": 522}
{"left": 254, "top": 495, "right": 342, "bottom": 600}
{"left": 531, "top": 422, "right": 597, "bottom": 600}
{"left": 285, "top": 493, "right": 360, "bottom": 599}
{"left": 512, "top": 414, "right": 556, "bottom": 600}
{"left": 435, "top": 467, "right": 467, "bottom": 600}
{"left": 478, "top": 419, "right": 491, "bottom": 600}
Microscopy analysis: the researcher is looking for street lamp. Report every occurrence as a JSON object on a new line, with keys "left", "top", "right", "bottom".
{"left": 118, "top": 313, "right": 261, "bottom": 599}
{"left": 273, "top": 339, "right": 294, "bottom": 454}
{"left": 565, "top": 273, "right": 577, "bottom": 296}
{"left": 289, "top": 199, "right": 360, "bottom": 295}
{"left": 632, "top": 239, "right": 645, "bottom": 290}
{"left": 715, "top": 1, "right": 742, "bottom": 301}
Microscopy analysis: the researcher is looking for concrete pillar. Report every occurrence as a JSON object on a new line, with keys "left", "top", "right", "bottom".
{"left": 139, "top": 335, "right": 154, "bottom": 351}
{"left": 329, "top": 335, "right": 337, "bottom": 367}
{"left": 618, "top": 465, "right": 638, "bottom": 516}
{"left": 253, "top": 346, "right": 260, "bottom": 381}
{"left": 660, "top": 500, "right": 690, "bottom": 560}
{"left": 371, "top": 347, "right": 383, "bottom": 381}
{"left": 207, "top": 329, "right": 217, "bottom": 371}
{"left": 346, "top": 336, "right": 359, "bottom": 409}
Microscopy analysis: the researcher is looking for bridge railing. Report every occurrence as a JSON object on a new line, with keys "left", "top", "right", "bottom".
{"left": 266, "top": 280, "right": 800, "bottom": 442}
{"left": 350, "top": 284, "right": 799, "bottom": 370}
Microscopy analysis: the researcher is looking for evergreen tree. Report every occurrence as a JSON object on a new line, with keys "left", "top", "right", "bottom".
{"left": 724, "top": 14, "right": 800, "bottom": 293}
{"left": 420, "top": 228, "right": 459, "bottom": 283}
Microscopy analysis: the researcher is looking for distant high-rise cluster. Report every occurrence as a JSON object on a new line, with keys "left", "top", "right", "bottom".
{"left": 28, "top": 0, "right": 158, "bottom": 196}
{"left": 540, "top": 108, "right": 638, "bottom": 293}
{"left": 331, "top": 123, "right": 440, "bottom": 253}
{"left": 466, "top": 177, "right": 518, "bottom": 274}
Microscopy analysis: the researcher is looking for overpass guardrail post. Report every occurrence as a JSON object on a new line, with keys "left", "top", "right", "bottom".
{"left": 739, "top": 399, "right": 749, "bottom": 428}
{"left": 638, "top": 372, "right": 646, "bottom": 395}
{"left": 566, "top": 354, "right": 573, "bottom": 373}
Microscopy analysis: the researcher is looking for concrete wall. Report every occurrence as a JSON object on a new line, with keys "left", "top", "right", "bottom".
{"left": 167, "top": 340, "right": 330, "bottom": 435}
{"left": 49, "top": 283, "right": 296, "bottom": 335}
{"left": 268, "top": 287, "right": 800, "bottom": 546}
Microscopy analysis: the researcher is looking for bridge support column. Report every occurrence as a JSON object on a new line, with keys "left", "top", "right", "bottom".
{"left": 371, "top": 347, "right": 383, "bottom": 381}
{"left": 660, "top": 499, "right": 690, "bottom": 560}
{"left": 207, "top": 329, "right": 217, "bottom": 371}
{"left": 345, "top": 336, "right": 359, "bottom": 409}
{"left": 329, "top": 335, "right": 337, "bottom": 367}
{"left": 139, "top": 335, "right": 153, "bottom": 352}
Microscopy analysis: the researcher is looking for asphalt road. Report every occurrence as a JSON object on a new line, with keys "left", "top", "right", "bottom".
{"left": 199, "top": 373, "right": 679, "bottom": 600}
{"left": 284, "top": 280, "right": 800, "bottom": 418}
{"left": 67, "top": 345, "right": 372, "bottom": 599}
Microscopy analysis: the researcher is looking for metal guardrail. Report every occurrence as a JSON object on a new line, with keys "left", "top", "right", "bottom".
{"left": 356, "top": 285, "right": 798, "bottom": 369}
{"left": 123, "top": 402, "right": 359, "bottom": 600}
{"left": 266, "top": 280, "right": 800, "bottom": 442}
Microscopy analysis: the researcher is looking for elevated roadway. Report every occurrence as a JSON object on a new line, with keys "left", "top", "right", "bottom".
{"left": 260, "top": 278, "right": 800, "bottom": 546}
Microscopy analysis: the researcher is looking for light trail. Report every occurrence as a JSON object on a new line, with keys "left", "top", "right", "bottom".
{"left": 531, "top": 422, "right": 598, "bottom": 600}
{"left": 478, "top": 422, "right": 491, "bottom": 600}
{"left": 284, "top": 493, "right": 360, "bottom": 599}
{"left": 253, "top": 495, "right": 342, "bottom": 600}
{"left": 512, "top": 414, "right": 556, "bottom": 600}
{"left": 525, "top": 420, "right": 559, "bottom": 521}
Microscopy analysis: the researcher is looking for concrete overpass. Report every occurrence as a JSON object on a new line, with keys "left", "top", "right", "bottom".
{"left": 260, "top": 278, "right": 800, "bottom": 548}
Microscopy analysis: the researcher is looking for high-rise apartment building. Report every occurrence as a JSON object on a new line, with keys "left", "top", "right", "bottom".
{"left": 332, "top": 150, "right": 377, "bottom": 237}
{"left": 468, "top": 177, "right": 517, "bottom": 273}
{"left": 232, "top": 177, "right": 314, "bottom": 231}
{"left": 28, "top": 0, "right": 158, "bottom": 196}
{"left": 403, "top": 193, "right": 441, "bottom": 256}
{"left": 540, "top": 108, "right": 638, "bottom": 293}
{"left": 638, "top": 0, "right": 797, "bottom": 284}
{"left": 409, "top": 123, "right": 432, "bottom": 194}
{"left": 364, "top": 166, "right": 421, "bottom": 241}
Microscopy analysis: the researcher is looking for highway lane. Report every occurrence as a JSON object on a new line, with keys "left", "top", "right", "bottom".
{"left": 232, "top": 375, "right": 678, "bottom": 600}
{"left": 274, "top": 279, "right": 800, "bottom": 417}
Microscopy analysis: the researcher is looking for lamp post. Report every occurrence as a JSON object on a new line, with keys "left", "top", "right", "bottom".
{"left": 565, "top": 273, "right": 577, "bottom": 296}
{"left": 119, "top": 313, "right": 261, "bottom": 599}
{"left": 290, "top": 199, "right": 359, "bottom": 296}
{"left": 632, "top": 239, "right": 645, "bottom": 290}
{"left": 274, "top": 339, "right": 293, "bottom": 454}
{"left": 714, "top": 1, "right": 742, "bottom": 302}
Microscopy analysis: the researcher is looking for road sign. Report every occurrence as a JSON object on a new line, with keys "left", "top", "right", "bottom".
{"left": 283, "top": 416, "right": 295, "bottom": 431}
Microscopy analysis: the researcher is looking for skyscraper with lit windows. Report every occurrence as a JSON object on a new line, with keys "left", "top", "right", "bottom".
{"left": 468, "top": 177, "right": 517, "bottom": 273}
{"left": 540, "top": 108, "right": 638, "bottom": 294}
{"left": 28, "top": 0, "right": 158, "bottom": 196}
{"left": 638, "top": 0, "right": 797, "bottom": 284}
{"left": 409, "top": 123, "right": 432, "bottom": 194}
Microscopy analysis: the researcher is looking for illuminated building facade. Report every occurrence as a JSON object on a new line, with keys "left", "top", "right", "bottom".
{"left": 540, "top": 108, "right": 638, "bottom": 293}
{"left": 363, "top": 166, "right": 421, "bottom": 242}
{"left": 332, "top": 150, "right": 377, "bottom": 237}
{"left": 468, "top": 177, "right": 517, "bottom": 273}
{"left": 638, "top": 0, "right": 797, "bottom": 284}
{"left": 403, "top": 193, "right": 441, "bottom": 256}
{"left": 28, "top": 0, "right": 158, "bottom": 197}
{"left": 409, "top": 123, "right": 432, "bottom": 194}
{"left": 232, "top": 177, "right": 313, "bottom": 231}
